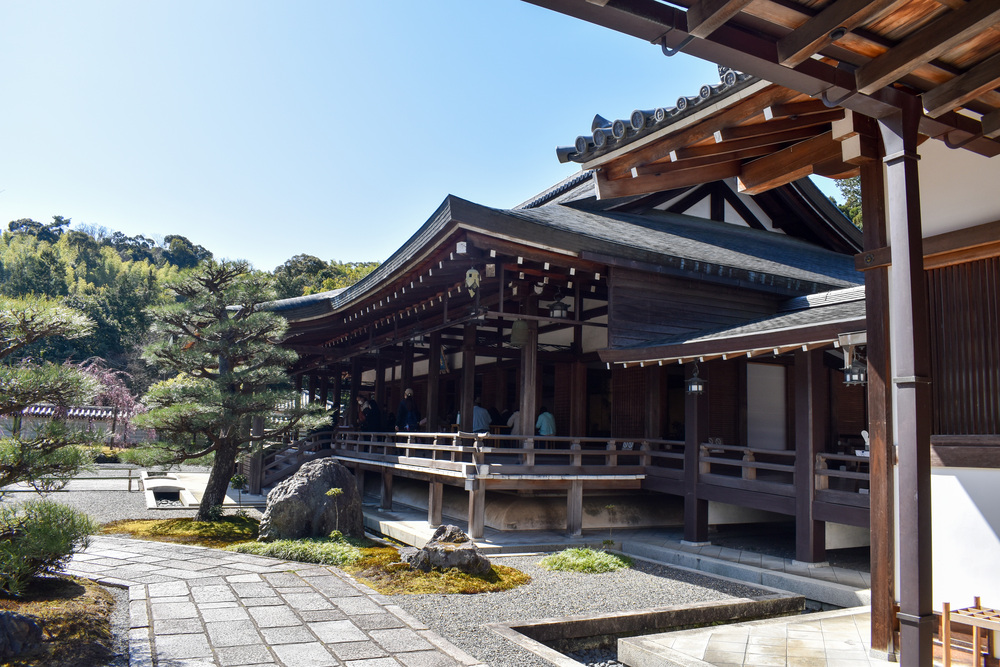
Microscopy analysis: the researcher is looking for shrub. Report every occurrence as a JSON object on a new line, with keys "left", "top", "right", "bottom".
{"left": 225, "top": 534, "right": 363, "bottom": 566}
{"left": 0, "top": 500, "right": 99, "bottom": 596}
{"left": 538, "top": 547, "right": 632, "bottom": 574}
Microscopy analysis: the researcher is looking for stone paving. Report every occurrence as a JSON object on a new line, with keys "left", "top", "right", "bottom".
{"left": 67, "top": 535, "right": 484, "bottom": 667}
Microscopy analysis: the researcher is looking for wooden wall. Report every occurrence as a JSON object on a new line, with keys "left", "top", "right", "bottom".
{"left": 611, "top": 366, "right": 646, "bottom": 439}
{"left": 608, "top": 268, "right": 777, "bottom": 348}
{"left": 927, "top": 256, "right": 1000, "bottom": 436}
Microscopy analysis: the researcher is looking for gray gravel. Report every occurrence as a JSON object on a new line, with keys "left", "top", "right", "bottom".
{"left": 388, "top": 553, "right": 770, "bottom": 667}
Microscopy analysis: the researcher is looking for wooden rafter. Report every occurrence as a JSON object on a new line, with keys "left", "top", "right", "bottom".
{"left": 737, "top": 131, "right": 842, "bottom": 195}
{"left": 596, "top": 161, "right": 742, "bottom": 199}
{"left": 714, "top": 108, "right": 844, "bottom": 141}
{"left": 643, "top": 144, "right": 774, "bottom": 173}
{"left": 685, "top": 0, "right": 755, "bottom": 39}
{"left": 599, "top": 85, "right": 799, "bottom": 180}
{"left": 676, "top": 125, "right": 823, "bottom": 160}
{"left": 776, "top": 0, "right": 907, "bottom": 67}
{"left": 855, "top": 0, "right": 1000, "bottom": 95}
{"left": 763, "top": 99, "right": 831, "bottom": 120}
{"left": 922, "top": 51, "right": 1000, "bottom": 118}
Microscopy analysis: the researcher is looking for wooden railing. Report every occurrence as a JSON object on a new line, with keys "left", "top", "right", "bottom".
{"left": 256, "top": 429, "right": 870, "bottom": 509}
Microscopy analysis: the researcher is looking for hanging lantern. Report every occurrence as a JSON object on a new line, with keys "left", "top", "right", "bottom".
{"left": 510, "top": 320, "right": 530, "bottom": 348}
{"left": 844, "top": 362, "right": 868, "bottom": 385}
{"left": 548, "top": 290, "right": 570, "bottom": 319}
{"left": 686, "top": 363, "right": 708, "bottom": 395}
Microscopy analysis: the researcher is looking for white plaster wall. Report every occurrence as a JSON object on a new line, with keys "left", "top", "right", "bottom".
{"left": 918, "top": 138, "right": 1000, "bottom": 237}
{"left": 747, "top": 363, "right": 787, "bottom": 449}
{"left": 825, "top": 522, "right": 870, "bottom": 550}
{"left": 930, "top": 468, "right": 1000, "bottom": 609}
{"left": 683, "top": 196, "right": 711, "bottom": 219}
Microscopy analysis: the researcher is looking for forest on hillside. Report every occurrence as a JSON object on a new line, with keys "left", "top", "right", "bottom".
{"left": 1, "top": 215, "right": 378, "bottom": 393}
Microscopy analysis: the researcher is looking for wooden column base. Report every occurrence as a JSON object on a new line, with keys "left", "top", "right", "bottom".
{"left": 428, "top": 482, "right": 443, "bottom": 527}
{"left": 567, "top": 480, "right": 583, "bottom": 536}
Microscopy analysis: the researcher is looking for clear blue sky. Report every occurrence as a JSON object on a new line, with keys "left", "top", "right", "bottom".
{"left": 1, "top": 1, "right": 840, "bottom": 272}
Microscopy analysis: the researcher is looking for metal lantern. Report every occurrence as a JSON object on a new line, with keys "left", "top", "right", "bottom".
{"left": 844, "top": 362, "right": 868, "bottom": 385}
{"left": 510, "top": 320, "right": 530, "bottom": 348}
{"left": 548, "top": 291, "right": 570, "bottom": 319}
{"left": 687, "top": 364, "right": 708, "bottom": 395}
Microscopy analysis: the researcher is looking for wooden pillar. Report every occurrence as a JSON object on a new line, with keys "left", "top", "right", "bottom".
{"left": 645, "top": 365, "right": 663, "bottom": 439}
{"left": 570, "top": 306, "right": 587, "bottom": 437}
{"left": 349, "top": 356, "right": 362, "bottom": 427}
{"left": 567, "top": 479, "right": 583, "bottom": 536}
{"left": 426, "top": 331, "right": 441, "bottom": 433}
{"left": 519, "top": 321, "right": 539, "bottom": 442}
{"left": 460, "top": 323, "right": 476, "bottom": 431}
{"left": 861, "top": 153, "right": 896, "bottom": 658}
{"left": 428, "top": 482, "right": 443, "bottom": 527}
{"left": 683, "top": 362, "right": 710, "bottom": 544}
{"left": 307, "top": 374, "right": 317, "bottom": 405}
{"left": 794, "top": 349, "right": 828, "bottom": 563}
{"left": 879, "top": 102, "right": 934, "bottom": 667}
{"left": 248, "top": 416, "right": 264, "bottom": 495}
{"left": 331, "top": 366, "right": 343, "bottom": 424}
{"left": 374, "top": 350, "right": 386, "bottom": 411}
{"left": 319, "top": 375, "right": 329, "bottom": 409}
{"left": 467, "top": 481, "right": 485, "bottom": 538}
{"left": 401, "top": 342, "right": 414, "bottom": 395}
{"left": 380, "top": 471, "right": 393, "bottom": 510}
{"left": 355, "top": 469, "right": 366, "bottom": 500}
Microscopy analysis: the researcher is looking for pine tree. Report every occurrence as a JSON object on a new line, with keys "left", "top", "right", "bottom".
{"left": 134, "top": 260, "right": 327, "bottom": 521}
{"left": 0, "top": 297, "right": 98, "bottom": 492}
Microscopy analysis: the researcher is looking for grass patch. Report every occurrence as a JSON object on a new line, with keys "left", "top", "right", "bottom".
{"left": 538, "top": 547, "right": 632, "bottom": 573}
{"left": 226, "top": 534, "right": 364, "bottom": 566}
{"left": 0, "top": 576, "right": 115, "bottom": 667}
{"left": 101, "top": 515, "right": 258, "bottom": 548}
{"left": 349, "top": 559, "right": 531, "bottom": 595}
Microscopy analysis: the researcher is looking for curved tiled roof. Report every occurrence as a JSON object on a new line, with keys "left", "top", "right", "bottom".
{"left": 557, "top": 66, "right": 755, "bottom": 164}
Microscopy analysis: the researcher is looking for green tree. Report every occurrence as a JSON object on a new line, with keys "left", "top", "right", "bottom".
{"left": 134, "top": 260, "right": 327, "bottom": 521}
{"left": 834, "top": 175, "right": 862, "bottom": 229}
{"left": 0, "top": 296, "right": 98, "bottom": 492}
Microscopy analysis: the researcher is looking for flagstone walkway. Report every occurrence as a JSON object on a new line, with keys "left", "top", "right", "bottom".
{"left": 67, "top": 535, "right": 483, "bottom": 667}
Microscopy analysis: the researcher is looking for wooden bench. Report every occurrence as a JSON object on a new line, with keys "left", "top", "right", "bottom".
{"left": 942, "top": 597, "right": 1000, "bottom": 666}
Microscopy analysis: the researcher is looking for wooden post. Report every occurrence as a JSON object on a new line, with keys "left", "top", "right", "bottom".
{"left": 331, "top": 366, "right": 343, "bottom": 423}
{"left": 374, "top": 350, "right": 386, "bottom": 413}
{"left": 401, "top": 342, "right": 414, "bottom": 396}
{"left": 519, "top": 316, "right": 539, "bottom": 447}
{"left": 794, "top": 349, "right": 827, "bottom": 563}
{"left": 428, "top": 482, "right": 443, "bottom": 527}
{"left": 308, "top": 374, "right": 317, "bottom": 405}
{"left": 879, "top": 102, "right": 934, "bottom": 667}
{"left": 248, "top": 416, "right": 264, "bottom": 496}
{"left": 349, "top": 356, "right": 362, "bottom": 426}
{"left": 683, "top": 361, "right": 710, "bottom": 544}
{"left": 467, "top": 480, "right": 485, "bottom": 538}
{"left": 460, "top": 323, "right": 476, "bottom": 432}
{"left": 380, "top": 471, "right": 393, "bottom": 510}
{"left": 861, "top": 140, "right": 896, "bottom": 659}
{"left": 426, "top": 331, "right": 441, "bottom": 433}
{"left": 645, "top": 365, "right": 663, "bottom": 439}
{"left": 567, "top": 479, "right": 583, "bottom": 536}
{"left": 319, "top": 375, "right": 329, "bottom": 409}
{"left": 942, "top": 602, "right": 951, "bottom": 667}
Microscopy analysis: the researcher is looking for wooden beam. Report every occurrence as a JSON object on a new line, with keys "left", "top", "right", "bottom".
{"left": 763, "top": 99, "right": 830, "bottom": 120}
{"left": 601, "top": 85, "right": 799, "bottom": 180}
{"left": 737, "top": 131, "right": 842, "bottom": 195}
{"left": 685, "top": 0, "right": 755, "bottom": 38}
{"left": 639, "top": 144, "right": 774, "bottom": 173}
{"left": 841, "top": 134, "right": 880, "bottom": 165}
{"left": 922, "top": 52, "right": 1000, "bottom": 118}
{"left": 855, "top": 0, "right": 1000, "bottom": 95}
{"left": 713, "top": 108, "right": 844, "bottom": 141}
{"left": 777, "top": 0, "right": 906, "bottom": 68}
{"left": 676, "top": 125, "right": 823, "bottom": 159}
{"left": 983, "top": 109, "right": 1000, "bottom": 139}
{"left": 596, "top": 161, "right": 742, "bottom": 199}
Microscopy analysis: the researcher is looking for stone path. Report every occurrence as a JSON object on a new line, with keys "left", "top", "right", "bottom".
{"left": 67, "top": 535, "right": 484, "bottom": 667}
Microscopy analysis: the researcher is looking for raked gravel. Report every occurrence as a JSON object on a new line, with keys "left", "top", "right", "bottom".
{"left": 388, "top": 553, "right": 770, "bottom": 667}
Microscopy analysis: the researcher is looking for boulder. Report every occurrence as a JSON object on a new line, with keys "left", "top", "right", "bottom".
{"left": 259, "top": 459, "right": 364, "bottom": 541}
{"left": 405, "top": 525, "right": 492, "bottom": 576}
{"left": 0, "top": 612, "right": 42, "bottom": 660}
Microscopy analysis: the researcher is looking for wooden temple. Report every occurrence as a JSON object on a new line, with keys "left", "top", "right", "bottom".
{"left": 514, "top": 1, "right": 1000, "bottom": 664}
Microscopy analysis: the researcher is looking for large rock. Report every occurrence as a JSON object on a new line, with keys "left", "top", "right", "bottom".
{"left": 405, "top": 525, "right": 492, "bottom": 576}
{"left": 259, "top": 459, "right": 364, "bottom": 541}
{"left": 0, "top": 612, "right": 42, "bottom": 660}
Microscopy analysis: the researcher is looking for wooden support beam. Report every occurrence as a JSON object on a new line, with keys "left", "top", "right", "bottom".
{"left": 380, "top": 471, "right": 393, "bottom": 510}
{"left": 842, "top": 134, "right": 880, "bottom": 165}
{"left": 567, "top": 479, "right": 583, "bottom": 536}
{"left": 597, "top": 161, "right": 741, "bottom": 199}
{"left": 983, "top": 109, "right": 1000, "bottom": 140}
{"left": 428, "top": 482, "right": 443, "bottom": 527}
{"left": 794, "top": 349, "right": 827, "bottom": 563}
{"left": 776, "top": 0, "right": 906, "bottom": 67}
{"left": 683, "top": 362, "right": 710, "bottom": 544}
{"left": 685, "top": 0, "right": 755, "bottom": 38}
{"left": 856, "top": 0, "right": 1000, "bottom": 95}
{"left": 646, "top": 145, "right": 773, "bottom": 173}
{"left": 737, "top": 131, "right": 842, "bottom": 195}
{"left": 467, "top": 481, "right": 485, "bottom": 539}
{"left": 763, "top": 99, "right": 830, "bottom": 120}
{"left": 713, "top": 109, "right": 843, "bottom": 141}
{"left": 922, "top": 52, "right": 1000, "bottom": 118}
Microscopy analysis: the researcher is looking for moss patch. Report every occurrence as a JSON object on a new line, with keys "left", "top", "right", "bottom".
{"left": 0, "top": 575, "right": 115, "bottom": 667}
{"left": 538, "top": 547, "right": 632, "bottom": 573}
{"left": 101, "top": 515, "right": 258, "bottom": 548}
